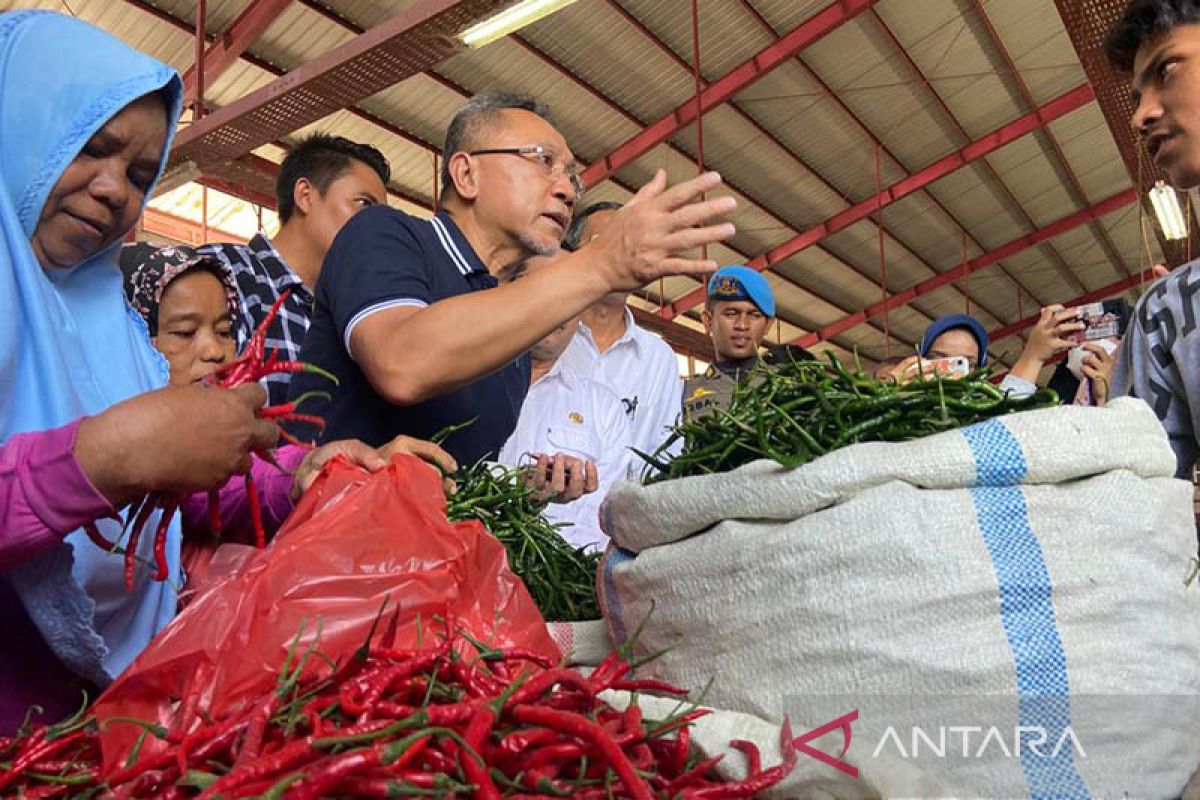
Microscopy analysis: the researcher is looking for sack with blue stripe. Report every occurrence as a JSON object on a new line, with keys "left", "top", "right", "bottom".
{"left": 598, "top": 398, "right": 1200, "bottom": 798}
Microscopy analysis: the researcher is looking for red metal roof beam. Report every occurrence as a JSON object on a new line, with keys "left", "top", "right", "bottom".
{"left": 579, "top": 0, "right": 879, "bottom": 187}
{"left": 793, "top": 189, "right": 1137, "bottom": 347}
{"left": 181, "top": 0, "right": 295, "bottom": 101}
{"left": 662, "top": 83, "right": 1097, "bottom": 319}
{"left": 170, "top": 0, "right": 512, "bottom": 169}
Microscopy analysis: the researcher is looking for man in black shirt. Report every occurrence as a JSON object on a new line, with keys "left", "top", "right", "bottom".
{"left": 291, "top": 92, "right": 737, "bottom": 465}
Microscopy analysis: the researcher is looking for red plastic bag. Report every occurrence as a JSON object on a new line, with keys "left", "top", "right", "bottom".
{"left": 91, "top": 454, "right": 558, "bottom": 771}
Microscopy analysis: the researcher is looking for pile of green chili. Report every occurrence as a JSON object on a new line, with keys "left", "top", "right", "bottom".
{"left": 446, "top": 461, "right": 601, "bottom": 622}
{"left": 638, "top": 354, "right": 1059, "bottom": 483}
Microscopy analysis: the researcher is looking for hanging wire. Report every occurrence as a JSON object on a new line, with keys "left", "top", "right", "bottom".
{"left": 874, "top": 142, "right": 890, "bottom": 359}
{"left": 962, "top": 230, "right": 970, "bottom": 316}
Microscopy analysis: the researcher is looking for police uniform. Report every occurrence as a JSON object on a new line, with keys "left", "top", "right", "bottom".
{"left": 683, "top": 358, "right": 757, "bottom": 421}
{"left": 681, "top": 265, "right": 785, "bottom": 422}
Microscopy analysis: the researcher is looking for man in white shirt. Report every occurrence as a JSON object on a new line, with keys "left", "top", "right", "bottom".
{"left": 559, "top": 202, "right": 683, "bottom": 460}
{"left": 499, "top": 296, "right": 632, "bottom": 551}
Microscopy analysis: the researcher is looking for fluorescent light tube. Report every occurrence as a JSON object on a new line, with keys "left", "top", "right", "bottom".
{"left": 459, "top": 0, "right": 579, "bottom": 48}
{"left": 1150, "top": 180, "right": 1188, "bottom": 241}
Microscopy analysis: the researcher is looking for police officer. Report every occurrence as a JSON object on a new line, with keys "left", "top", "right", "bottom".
{"left": 683, "top": 265, "right": 781, "bottom": 420}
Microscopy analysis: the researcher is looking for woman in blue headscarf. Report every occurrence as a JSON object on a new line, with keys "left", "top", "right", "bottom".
{"left": 0, "top": 10, "right": 283, "bottom": 732}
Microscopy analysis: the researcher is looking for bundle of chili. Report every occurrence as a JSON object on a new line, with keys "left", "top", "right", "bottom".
{"left": 82, "top": 290, "right": 337, "bottom": 589}
{"left": 641, "top": 353, "right": 1059, "bottom": 482}
{"left": 0, "top": 617, "right": 796, "bottom": 798}
{"left": 446, "top": 461, "right": 602, "bottom": 622}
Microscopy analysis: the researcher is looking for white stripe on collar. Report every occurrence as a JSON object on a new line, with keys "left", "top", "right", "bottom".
{"left": 429, "top": 216, "right": 472, "bottom": 276}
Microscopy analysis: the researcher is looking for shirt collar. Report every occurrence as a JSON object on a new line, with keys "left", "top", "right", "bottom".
{"left": 431, "top": 211, "right": 489, "bottom": 277}
{"left": 533, "top": 356, "right": 577, "bottom": 388}
{"left": 250, "top": 231, "right": 309, "bottom": 293}
{"left": 579, "top": 306, "right": 642, "bottom": 355}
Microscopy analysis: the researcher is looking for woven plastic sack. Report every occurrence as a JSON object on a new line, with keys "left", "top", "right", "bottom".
{"left": 599, "top": 398, "right": 1200, "bottom": 797}
{"left": 92, "top": 454, "right": 558, "bottom": 772}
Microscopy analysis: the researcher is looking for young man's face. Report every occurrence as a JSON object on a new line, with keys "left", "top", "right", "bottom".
{"left": 705, "top": 300, "right": 771, "bottom": 362}
{"left": 1133, "top": 24, "right": 1200, "bottom": 189}
{"left": 301, "top": 160, "right": 387, "bottom": 256}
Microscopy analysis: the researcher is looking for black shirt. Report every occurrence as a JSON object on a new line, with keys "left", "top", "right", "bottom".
{"left": 288, "top": 207, "right": 531, "bottom": 464}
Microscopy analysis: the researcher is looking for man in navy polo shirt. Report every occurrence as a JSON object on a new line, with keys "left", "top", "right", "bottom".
{"left": 289, "top": 92, "right": 736, "bottom": 467}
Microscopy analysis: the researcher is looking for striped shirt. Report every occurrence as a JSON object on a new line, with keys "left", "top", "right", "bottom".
{"left": 199, "top": 233, "right": 313, "bottom": 406}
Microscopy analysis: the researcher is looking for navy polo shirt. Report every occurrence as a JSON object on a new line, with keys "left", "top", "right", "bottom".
{"left": 288, "top": 206, "right": 531, "bottom": 464}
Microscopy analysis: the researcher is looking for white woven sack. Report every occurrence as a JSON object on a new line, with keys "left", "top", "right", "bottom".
{"left": 598, "top": 398, "right": 1200, "bottom": 798}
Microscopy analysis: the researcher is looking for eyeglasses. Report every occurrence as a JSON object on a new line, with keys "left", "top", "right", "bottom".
{"left": 467, "top": 145, "right": 585, "bottom": 196}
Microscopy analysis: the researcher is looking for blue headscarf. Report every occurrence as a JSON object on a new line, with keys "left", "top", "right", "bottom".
{"left": 919, "top": 314, "right": 990, "bottom": 367}
{"left": 0, "top": 11, "right": 184, "bottom": 686}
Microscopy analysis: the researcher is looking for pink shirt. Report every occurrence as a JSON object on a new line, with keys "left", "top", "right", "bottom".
{"left": 0, "top": 419, "right": 303, "bottom": 733}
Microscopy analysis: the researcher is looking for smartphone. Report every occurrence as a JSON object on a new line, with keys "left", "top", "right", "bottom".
{"left": 931, "top": 356, "right": 971, "bottom": 377}
{"left": 1070, "top": 299, "right": 1130, "bottom": 342}
{"left": 903, "top": 356, "right": 971, "bottom": 381}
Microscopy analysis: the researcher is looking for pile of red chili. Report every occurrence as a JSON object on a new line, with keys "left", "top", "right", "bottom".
{"left": 0, "top": 619, "right": 795, "bottom": 798}
{"left": 83, "top": 290, "right": 335, "bottom": 590}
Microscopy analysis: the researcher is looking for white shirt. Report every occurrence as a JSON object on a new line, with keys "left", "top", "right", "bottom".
{"left": 498, "top": 360, "right": 633, "bottom": 551}
{"left": 559, "top": 307, "right": 683, "bottom": 463}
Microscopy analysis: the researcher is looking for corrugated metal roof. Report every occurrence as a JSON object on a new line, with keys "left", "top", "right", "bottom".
{"left": 2, "top": 0, "right": 1160, "bottom": 365}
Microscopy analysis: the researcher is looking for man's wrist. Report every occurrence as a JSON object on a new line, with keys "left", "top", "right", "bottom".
{"left": 563, "top": 243, "right": 620, "bottom": 297}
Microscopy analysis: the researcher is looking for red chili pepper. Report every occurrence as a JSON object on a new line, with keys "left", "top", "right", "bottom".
{"left": 339, "top": 653, "right": 441, "bottom": 715}
{"left": 232, "top": 694, "right": 278, "bottom": 770}
{"left": 508, "top": 704, "right": 654, "bottom": 800}
{"left": 459, "top": 704, "right": 499, "bottom": 800}
{"left": 513, "top": 740, "right": 584, "bottom": 773}
{"left": 244, "top": 472, "right": 266, "bottom": 549}
{"left": 152, "top": 498, "right": 178, "bottom": 581}
{"left": 285, "top": 746, "right": 382, "bottom": 800}
{"left": 609, "top": 677, "right": 689, "bottom": 695}
{"left": 452, "top": 657, "right": 501, "bottom": 699}
{"left": 207, "top": 488, "right": 222, "bottom": 536}
{"left": 494, "top": 648, "right": 557, "bottom": 669}
{"left": 505, "top": 668, "right": 594, "bottom": 708}
{"left": 647, "top": 708, "right": 711, "bottom": 738}
{"left": 82, "top": 522, "right": 116, "bottom": 552}
{"left": 123, "top": 494, "right": 157, "bottom": 590}
{"left": 675, "top": 723, "right": 692, "bottom": 776}
{"left": 586, "top": 651, "right": 632, "bottom": 693}
{"left": 0, "top": 729, "right": 87, "bottom": 792}
{"left": 264, "top": 411, "right": 326, "bottom": 430}
{"left": 277, "top": 428, "right": 318, "bottom": 450}
{"left": 665, "top": 753, "right": 725, "bottom": 793}
{"left": 495, "top": 727, "right": 559, "bottom": 756}
{"left": 683, "top": 719, "right": 796, "bottom": 799}
{"left": 197, "top": 736, "right": 315, "bottom": 798}
{"left": 730, "top": 738, "right": 760, "bottom": 775}
{"left": 212, "top": 292, "right": 291, "bottom": 389}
